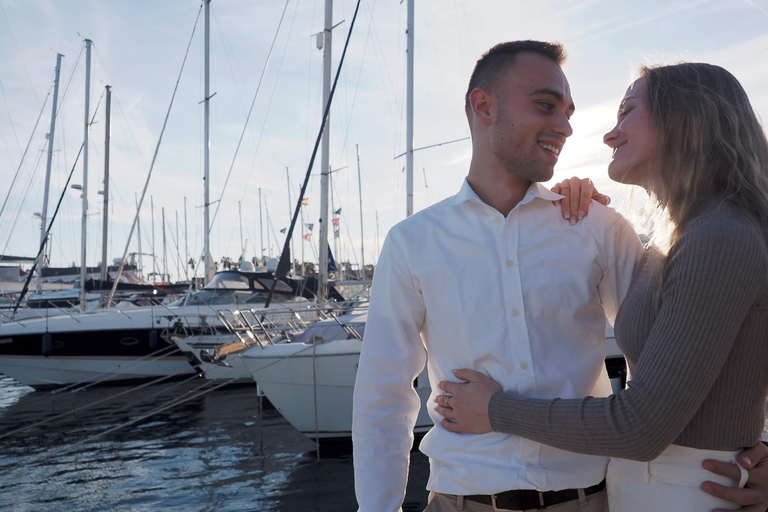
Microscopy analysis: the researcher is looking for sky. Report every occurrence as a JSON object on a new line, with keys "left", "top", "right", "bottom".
{"left": 2, "top": 0, "right": 768, "bottom": 282}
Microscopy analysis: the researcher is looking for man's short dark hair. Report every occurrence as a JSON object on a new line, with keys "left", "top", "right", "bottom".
{"left": 465, "top": 40, "right": 566, "bottom": 118}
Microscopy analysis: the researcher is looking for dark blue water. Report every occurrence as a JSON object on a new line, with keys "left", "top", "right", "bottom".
{"left": 0, "top": 376, "right": 429, "bottom": 511}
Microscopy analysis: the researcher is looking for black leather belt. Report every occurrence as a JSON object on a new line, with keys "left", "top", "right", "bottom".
{"left": 464, "top": 479, "right": 605, "bottom": 510}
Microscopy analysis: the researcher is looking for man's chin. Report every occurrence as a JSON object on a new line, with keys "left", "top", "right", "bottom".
{"left": 530, "top": 167, "right": 555, "bottom": 183}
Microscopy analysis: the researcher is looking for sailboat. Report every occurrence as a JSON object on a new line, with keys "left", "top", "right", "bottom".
{"left": 0, "top": 2, "right": 334, "bottom": 390}
{"left": 236, "top": 0, "right": 435, "bottom": 441}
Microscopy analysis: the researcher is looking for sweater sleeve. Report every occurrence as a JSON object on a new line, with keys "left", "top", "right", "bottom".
{"left": 488, "top": 212, "right": 767, "bottom": 461}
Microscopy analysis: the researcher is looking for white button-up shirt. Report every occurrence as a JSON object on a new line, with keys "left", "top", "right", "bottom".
{"left": 352, "top": 179, "right": 642, "bottom": 512}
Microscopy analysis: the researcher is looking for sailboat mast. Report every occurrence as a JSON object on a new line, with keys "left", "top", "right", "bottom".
{"left": 100, "top": 85, "right": 112, "bottom": 289}
{"left": 36, "top": 53, "right": 63, "bottom": 296}
{"left": 406, "top": 0, "right": 414, "bottom": 218}
{"left": 356, "top": 144, "right": 365, "bottom": 278}
{"left": 151, "top": 195, "right": 156, "bottom": 280}
{"left": 136, "top": 193, "right": 143, "bottom": 279}
{"left": 80, "top": 39, "right": 92, "bottom": 311}
{"left": 203, "top": 0, "right": 212, "bottom": 285}
{"left": 175, "top": 210, "right": 180, "bottom": 281}
{"left": 286, "top": 166, "right": 295, "bottom": 275}
{"left": 318, "top": 0, "right": 333, "bottom": 300}
{"left": 259, "top": 187, "right": 264, "bottom": 265}
{"left": 162, "top": 207, "right": 167, "bottom": 282}
{"left": 184, "top": 196, "right": 189, "bottom": 281}
{"left": 239, "top": 200, "right": 244, "bottom": 263}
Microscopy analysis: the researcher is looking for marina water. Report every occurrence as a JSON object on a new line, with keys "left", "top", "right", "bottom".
{"left": 0, "top": 376, "right": 429, "bottom": 511}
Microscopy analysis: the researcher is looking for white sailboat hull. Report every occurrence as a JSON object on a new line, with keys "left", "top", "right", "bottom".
{"left": 241, "top": 338, "right": 432, "bottom": 440}
{"left": 0, "top": 354, "right": 193, "bottom": 388}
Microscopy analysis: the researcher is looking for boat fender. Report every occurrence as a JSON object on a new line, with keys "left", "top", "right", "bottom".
{"left": 42, "top": 332, "right": 53, "bottom": 357}
{"left": 149, "top": 329, "right": 158, "bottom": 350}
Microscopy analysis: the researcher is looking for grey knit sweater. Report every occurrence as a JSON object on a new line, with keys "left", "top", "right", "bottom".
{"left": 489, "top": 206, "right": 768, "bottom": 461}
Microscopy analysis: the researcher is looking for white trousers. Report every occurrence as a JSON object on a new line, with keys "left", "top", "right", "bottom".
{"left": 607, "top": 444, "right": 741, "bottom": 512}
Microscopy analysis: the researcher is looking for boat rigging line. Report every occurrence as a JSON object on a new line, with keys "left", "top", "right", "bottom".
{"left": 0, "top": 301, "right": 367, "bottom": 468}
{"left": 393, "top": 135, "right": 470, "bottom": 159}
{"left": 0, "top": 373, "right": 241, "bottom": 478}
{"left": 106, "top": 3, "right": 203, "bottom": 305}
{"left": 265, "top": 0, "right": 363, "bottom": 309}
{"left": 0, "top": 365, "right": 203, "bottom": 442}
{"left": 0, "top": 87, "right": 49, "bottom": 232}
{"left": 205, "top": 0, "right": 290, "bottom": 249}
{"left": 11, "top": 92, "right": 106, "bottom": 317}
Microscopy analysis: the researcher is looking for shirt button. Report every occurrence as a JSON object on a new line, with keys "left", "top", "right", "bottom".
{"left": 511, "top": 309, "right": 519, "bottom": 317}
{"left": 505, "top": 260, "right": 513, "bottom": 267}
{"left": 520, "top": 362, "right": 529, "bottom": 370}
{"left": 525, "top": 461, "right": 533, "bottom": 467}
{"left": 494, "top": 217, "right": 501, "bottom": 223}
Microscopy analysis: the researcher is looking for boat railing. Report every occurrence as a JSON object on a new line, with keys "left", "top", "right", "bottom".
{"left": 214, "top": 300, "right": 368, "bottom": 347}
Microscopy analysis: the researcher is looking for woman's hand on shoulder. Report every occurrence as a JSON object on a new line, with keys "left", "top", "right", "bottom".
{"left": 551, "top": 177, "right": 610, "bottom": 224}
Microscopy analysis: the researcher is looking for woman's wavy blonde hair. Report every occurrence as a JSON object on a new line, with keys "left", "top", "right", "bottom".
{"left": 641, "top": 62, "right": 768, "bottom": 245}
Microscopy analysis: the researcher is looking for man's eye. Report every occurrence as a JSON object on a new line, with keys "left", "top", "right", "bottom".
{"left": 539, "top": 102, "right": 554, "bottom": 111}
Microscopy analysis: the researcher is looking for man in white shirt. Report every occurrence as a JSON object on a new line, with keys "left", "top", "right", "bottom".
{"left": 352, "top": 40, "right": 766, "bottom": 512}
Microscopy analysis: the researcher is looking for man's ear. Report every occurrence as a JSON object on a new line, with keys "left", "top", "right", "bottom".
{"left": 469, "top": 88, "right": 493, "bottom": 126}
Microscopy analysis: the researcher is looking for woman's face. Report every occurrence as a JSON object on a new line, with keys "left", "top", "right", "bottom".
{"left": 603, "top": 78, "right": 661, "bottom": 191}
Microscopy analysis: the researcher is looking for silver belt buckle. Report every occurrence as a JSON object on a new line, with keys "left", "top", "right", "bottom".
{"left": 491, "top": 495, "right": 506, "bottom": 511}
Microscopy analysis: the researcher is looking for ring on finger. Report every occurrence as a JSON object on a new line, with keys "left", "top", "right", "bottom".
{"left": 736, "top": 459, "right": 748, "bottom": 488}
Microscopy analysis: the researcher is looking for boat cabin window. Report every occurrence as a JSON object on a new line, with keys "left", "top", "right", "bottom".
{"left": 204, "top": 272, "right": 252, "bottom": 290}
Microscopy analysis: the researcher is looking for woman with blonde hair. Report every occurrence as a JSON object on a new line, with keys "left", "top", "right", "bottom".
{"left": 435, "top": 62, "right": 768, "bottom": 511}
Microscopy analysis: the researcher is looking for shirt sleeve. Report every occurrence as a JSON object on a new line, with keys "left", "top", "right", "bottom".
{"left": 597, "top": 212, "right": 644, "bottom": 325}
{"left": 352, "top": 227, "right": 427, "bottom": 511}
{"left": 488, "top": 214, "right": 766, "bottom": 461}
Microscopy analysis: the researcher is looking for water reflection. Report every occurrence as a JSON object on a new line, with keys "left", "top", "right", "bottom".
{"left": 0, "top": 376, "right": 429, "bottom": 511}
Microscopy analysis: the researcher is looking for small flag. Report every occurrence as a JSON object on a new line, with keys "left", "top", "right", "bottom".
{"left": 303, "top": 233, "right": 312, "bottom": 241}
{"left": 301, "top": 198, "right": 309, "bottom": 206}
{"left": 280, "top": 227, "right": 286, "bottom": 234}
{"left": 305, "top": 223, "right": 314, "bottom": 232}
{"left": 332, "top": 218, "right": 339, "bottom": 227}
{"left": 334, "top": 207, "right": 342, "bottom": 215}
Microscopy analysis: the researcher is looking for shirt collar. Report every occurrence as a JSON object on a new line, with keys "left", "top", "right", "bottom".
{"left": 452, "top": 178, "right": 564, "bottom": 209}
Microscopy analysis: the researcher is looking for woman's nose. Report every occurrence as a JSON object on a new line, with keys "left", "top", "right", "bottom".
{"left": 603, "top": 125, "right": 619, "bottom": 147}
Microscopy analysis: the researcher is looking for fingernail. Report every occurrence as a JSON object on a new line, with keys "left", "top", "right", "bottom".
{"left": 578, "top": 211, "right": 585, "bottom": 220}
{"left": 743, "top": 456, "right": 752, "bottom": 466}
{"left": 702, "top": 461, "right": 713, "bottom": 471}
{"left": 701, "top": 483, "right": 712, "bottom": 493}
{"left": 569, "top": 217, "right": 576, "bottom": 225}
{"left": 451, "top": 369, "right": 458, "bottom": 374}
{"left": 563, "top": 211, "right": 570, "bottom": 220}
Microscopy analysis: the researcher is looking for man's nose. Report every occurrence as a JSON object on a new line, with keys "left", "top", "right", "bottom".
{"left": 554, "top": 113, "right": 573, "bottom": 138}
